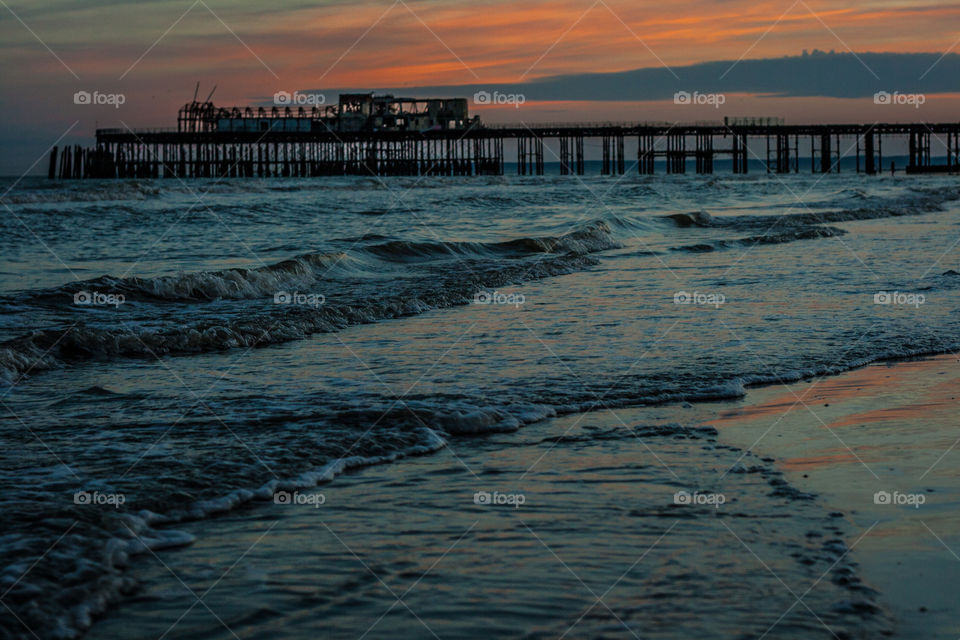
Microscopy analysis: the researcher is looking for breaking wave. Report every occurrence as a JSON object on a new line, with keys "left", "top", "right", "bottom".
{"left": 672, "top": 225, "right": 848, "bottom": 252}
{"left": 0, "top": 222, "right": 620, "bottom": 382}
{"left": 663, "top": 185, "right": 960, "bottom": 231}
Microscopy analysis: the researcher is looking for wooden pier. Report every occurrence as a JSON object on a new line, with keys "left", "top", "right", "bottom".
{"left": 49, "top": 96, "right": 960, "bottom": 179}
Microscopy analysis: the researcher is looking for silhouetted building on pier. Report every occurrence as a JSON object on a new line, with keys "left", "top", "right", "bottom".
{"left": 178, "top": 93, "right": 474, "bottom": 135}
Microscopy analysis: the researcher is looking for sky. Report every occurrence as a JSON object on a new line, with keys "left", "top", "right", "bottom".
{"left": 2, "top": 0, "right": 960, "bottom": 174}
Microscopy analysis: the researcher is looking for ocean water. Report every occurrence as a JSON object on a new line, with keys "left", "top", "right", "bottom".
{"left": 1, "top": 172, "right": 959, "bottom": 639}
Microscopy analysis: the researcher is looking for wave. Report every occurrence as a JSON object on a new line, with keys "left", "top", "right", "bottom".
{"left": 0, "top": 426, "right": 446, "bottom": 640}
{"left": 672, "top": 225, "right": 848, "bottom": 252}
{"left": 664, "top": 210, "right": 716, "bottom": 227}
{"left": 0, "top": 225, "right": 615, "bottom": 381}
{"left": 657, "top": 186, "right": 960, "bottom": 255}
{"left": 13, "top": 222, "right": 619, "bottom": 307}
{"left": 5, "top": 179, "right": 958, "bottom": 384}
{"left": 0, "top": 174, "right": 566, "bottom": 207}
{"left": 322, "top": 221, "right": 620, "bottom": 261}
{"left": 0, "top": 181, "right": 171, "bottom": 204}
{"left": 41, "top": 252, "right": 356, "bottom": 303}
{"left": 0, "top": 178, "right": 355, "bottom": 205}
{"left": 662, "top": 185, "right": 960, "bottom": 231}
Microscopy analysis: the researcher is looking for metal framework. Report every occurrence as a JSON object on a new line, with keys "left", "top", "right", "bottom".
{"left": 48, "top": 96, "right": 960, "bottom": 178}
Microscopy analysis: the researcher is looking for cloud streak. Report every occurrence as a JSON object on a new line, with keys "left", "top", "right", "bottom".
{"left": 319, "top": 51, "right": 960, "bottom": 102}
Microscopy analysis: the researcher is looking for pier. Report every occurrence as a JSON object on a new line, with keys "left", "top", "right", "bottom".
{"left": 50, "top": 93, "right": 960, "bottom": 179}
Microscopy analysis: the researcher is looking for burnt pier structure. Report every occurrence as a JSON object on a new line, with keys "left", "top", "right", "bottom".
{"left": 50, "top": 94, "right": 960, "bottom": 179}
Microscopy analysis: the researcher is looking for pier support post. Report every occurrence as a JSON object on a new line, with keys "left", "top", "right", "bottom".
{"left": 574, "top": 136, "right": 584, "bottom": 175}
{"left": 535, "top": 136, "right": 544, "bottom": 175}
{"left": 864, "top": 130, "right": 876, "bottom": 175}
{"left": 909, "top": 132, "right": 917, "bottom": 171}
{"left": 667, "top": 133, "right": 685, "bottom": 174}
{"left": 603, "top": 135, "right": 624, "bottom": 175}
{"left": 776, "top": 134, "right": 790, "bottom": 173}
{"left": 602, "top": 136, "right": 611, "bottom": 175}
{"left": 731, "top": 133, "right": 748, "bottom": 174}
{"left": 615, "top": 134, "right": 624, "bottom": 174}
{"left": 949, "top": 132, "right": 954, "bottom": 173}
{"left": 695, "top": 133, "right": 713, "bottom": 174}
{"left": 517, "top": 136, "right": 541, "bottom": 175}
{"left": 48, "top": 147, "right": 58, "bottom": 179}
{"left": 856, "top": 135, "right": 861, "bottom": 173}
{"left": 638, "top": 133, "right": 655, "bottom": 174}
{"left": 517, "top": 137, "right": 526, "bottom": 175}
{"left": 765, "top": 134, "right": 771, "bottom": 173}
{"left": 906, "top": 131, "right": 932, "bottom": 172}
{"left": 820, "top": 134, "right": 832, "bottom": 173}
{"left": 558, "top": 136, "right": 580, "bottom": 176}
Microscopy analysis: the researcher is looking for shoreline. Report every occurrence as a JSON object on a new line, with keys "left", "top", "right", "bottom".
{"left": 76, "top": 357, "right": 960, "bottom": 639}
{"left": 16, "top": 343, "right": 960, "bottom": 640}
{"left": 709, "top": 353, "right": 960, "bottom": 639}
{"left": 15, "top": 350, "right": 960, "bottom": 640}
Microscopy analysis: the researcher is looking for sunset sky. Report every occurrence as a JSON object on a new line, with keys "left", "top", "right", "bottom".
{"left": 2, "top": 0, "right": 960, "bottom": 173}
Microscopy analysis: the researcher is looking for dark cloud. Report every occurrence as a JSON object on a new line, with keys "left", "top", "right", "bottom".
{"left": 320, "top": 51, "right": 960, "bottom": 101}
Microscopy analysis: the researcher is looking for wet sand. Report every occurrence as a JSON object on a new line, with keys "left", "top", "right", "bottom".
{"left": 85, "top": 401, "right": 889, "bottom": 639}
{"left": 710, "top": 354, "right": 960, "bottom": 639}
{"left": 78, "top": 355, "right": 960, "bottom": 639}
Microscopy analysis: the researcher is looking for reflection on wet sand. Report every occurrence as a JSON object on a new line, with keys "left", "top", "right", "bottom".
{"left": 711, "top": 355, "right": 960, "bottom": 639}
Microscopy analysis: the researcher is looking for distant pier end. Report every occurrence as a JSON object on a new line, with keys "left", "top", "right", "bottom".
{"left": 50, "top": 93, "right": 960, "bottom": 178}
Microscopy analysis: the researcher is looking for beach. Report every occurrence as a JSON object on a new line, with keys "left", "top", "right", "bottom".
{"left": 712, "top": 354, "right": 960, "bottom": 639}
{"left": 82, "top": 354, "right": 959, "bottom": 639}
{"left": 1, "top": 173, "right": 959, "bottom": 639}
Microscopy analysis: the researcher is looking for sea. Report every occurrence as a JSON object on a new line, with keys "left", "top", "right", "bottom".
{"left": 1, "top": 166, "right": 959, "bottom": 639}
